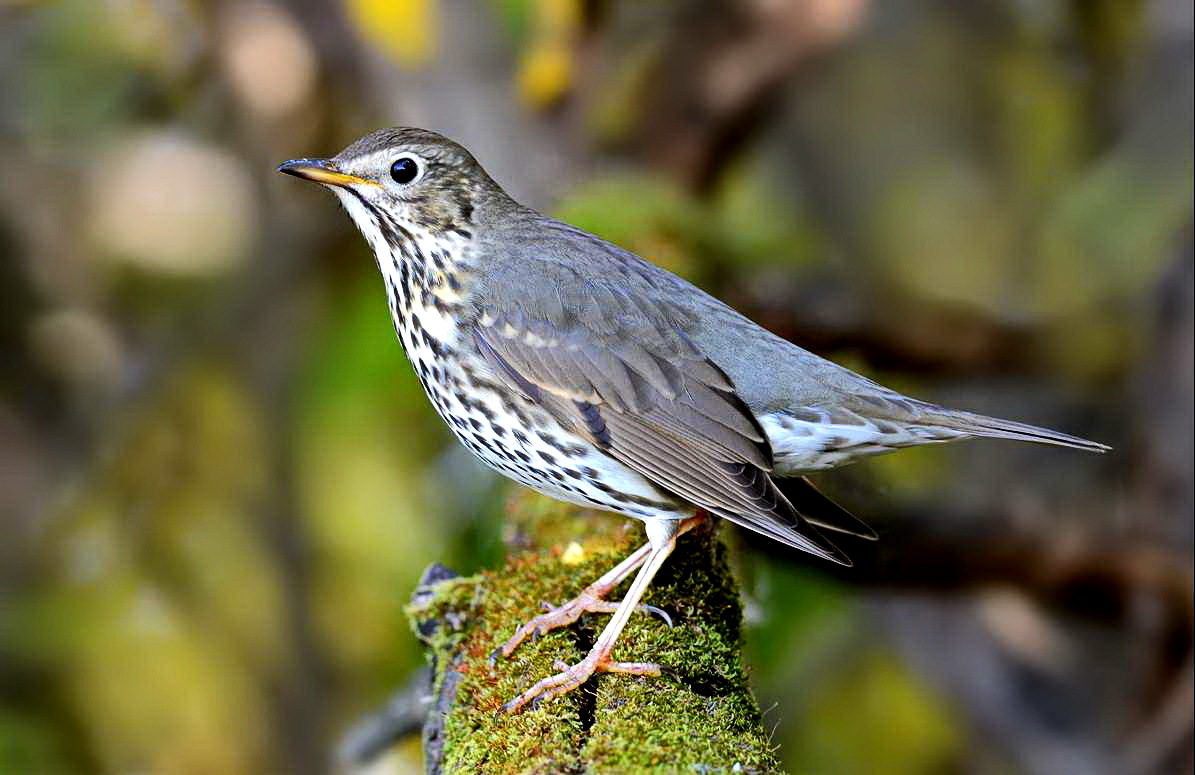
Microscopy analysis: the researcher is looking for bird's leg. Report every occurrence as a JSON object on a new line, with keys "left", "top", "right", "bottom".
{"left": 502, "top": 513, "right": 706, "bottom": 713}
{"left": 496, "top": 540, "right": 654, "bottom": 659}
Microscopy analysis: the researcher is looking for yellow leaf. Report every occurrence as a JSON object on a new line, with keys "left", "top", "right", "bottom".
{"left": 343, "top": 0, "right": 436, "bottom": 67}
{"left": 516, "top": 0, "right": 580, "bottom": 107}
{"left": 518, "top": 42, "right": 571, "bottom": 107}
{"left": 560, "top": 541, "right": 586, "bottom": 565}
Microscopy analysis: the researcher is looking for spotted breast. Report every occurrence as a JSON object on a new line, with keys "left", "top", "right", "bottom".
{"left": 334, "top": 185, "right": 688, "bottom": 522}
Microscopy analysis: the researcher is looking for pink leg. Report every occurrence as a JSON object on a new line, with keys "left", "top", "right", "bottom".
{"left": 502, "top": 513, "right": 707, "bottom": 713}
{"left": 497, "top": 540, "right": 654, "bottom": 659}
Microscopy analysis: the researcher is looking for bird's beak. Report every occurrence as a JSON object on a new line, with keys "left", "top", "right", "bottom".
{"left": 276, "top": 158, "right": 373, "bottom": 188}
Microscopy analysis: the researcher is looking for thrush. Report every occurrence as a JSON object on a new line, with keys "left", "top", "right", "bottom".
{"left": 278, "top": 128, "right": 1107, "bottom": 712}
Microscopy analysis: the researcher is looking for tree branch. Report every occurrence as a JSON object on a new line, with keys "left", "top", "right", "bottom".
{"left": 405, "top": 497, "right": 782, "bottom": 774}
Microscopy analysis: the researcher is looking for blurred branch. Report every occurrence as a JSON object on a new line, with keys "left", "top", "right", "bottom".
{"left": 282, "top": 0, "right": 374, "bottom": 114}
{"left": 746, "top": 505, "right": 1193, "bottom": 773}
{"left": 1121, "top": 654, "right": 1194, "bottom": 775}
{"left": 633, "top": 0, "right": 867, "bottom": 191}
{"left": 732, "top": 276, "right": 1054, "bottom": 378}
{"left": 1131, "top": 237, "right": 1194, "bottom": 544}
{"left": 338, "top": 667, "right": 432, "bottom": 768}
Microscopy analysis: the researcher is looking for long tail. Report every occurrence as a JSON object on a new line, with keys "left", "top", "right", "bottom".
{"left": 932, "top": 409, "right": 1110, "bottom": 453}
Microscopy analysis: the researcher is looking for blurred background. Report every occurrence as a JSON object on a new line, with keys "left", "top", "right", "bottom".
{"left": 1, "top": 1, "right": 1191, "bottom": 773}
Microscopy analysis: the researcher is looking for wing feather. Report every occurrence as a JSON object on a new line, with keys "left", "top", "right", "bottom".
{"left": 471, "top": 288, "right": 849, "bottom": 565}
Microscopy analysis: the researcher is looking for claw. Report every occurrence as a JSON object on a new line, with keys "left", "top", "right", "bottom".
{"left": 639, "top": 604, "right": 673, "bottom": 628}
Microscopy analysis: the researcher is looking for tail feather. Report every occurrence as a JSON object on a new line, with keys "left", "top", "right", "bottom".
{"left": 939, "top": 410, "right": 1110, "bottom": 453}
{"left": 786, "top": 477, "right": 878, "bottom": 540}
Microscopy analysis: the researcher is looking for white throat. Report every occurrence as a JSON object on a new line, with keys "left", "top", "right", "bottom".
{"left": 332, "top": 187, "right": 471, "bottom": 350}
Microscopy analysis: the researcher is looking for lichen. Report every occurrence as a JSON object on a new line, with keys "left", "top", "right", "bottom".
{"left": 407, "top": 499, "right": 783, "bottom": 774}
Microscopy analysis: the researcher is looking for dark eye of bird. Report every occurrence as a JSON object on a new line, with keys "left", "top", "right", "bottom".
{"left": 390, "top": 156, "right": 419, "bottom": 185}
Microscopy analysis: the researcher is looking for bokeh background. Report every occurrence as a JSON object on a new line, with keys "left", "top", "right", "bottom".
{"left": 1, "top": 1, "right": 1191, "bottom": 773}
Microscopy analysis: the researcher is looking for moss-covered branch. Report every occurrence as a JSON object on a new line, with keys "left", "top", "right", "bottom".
{"left": 406, "top": 494, "right": 782, "bottom": 774}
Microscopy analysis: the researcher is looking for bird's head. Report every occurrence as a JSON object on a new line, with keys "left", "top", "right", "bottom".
{"left": 278, "top": 127, "right": 506, "bottom": 240}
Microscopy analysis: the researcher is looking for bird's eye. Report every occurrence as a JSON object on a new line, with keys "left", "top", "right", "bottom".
{"left": 389, "top": 156, "right": 421, "bottom": 185}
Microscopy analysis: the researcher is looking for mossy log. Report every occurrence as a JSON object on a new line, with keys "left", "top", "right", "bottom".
{"left": 406, "top": 494, "right": 782, "bottom": 774}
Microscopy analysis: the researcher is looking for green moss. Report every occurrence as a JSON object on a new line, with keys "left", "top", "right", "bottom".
{"left": 407, "top": 501, "right": 782, "bottom": 774}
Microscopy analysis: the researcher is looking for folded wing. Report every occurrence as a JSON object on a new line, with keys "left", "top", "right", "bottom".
{"left": 470, "top": 280, "right": 850, "bottom": 565}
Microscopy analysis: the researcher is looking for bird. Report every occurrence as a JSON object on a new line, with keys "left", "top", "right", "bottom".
{"left": 278, "top": 127, "right": 1108, "bottom": 712}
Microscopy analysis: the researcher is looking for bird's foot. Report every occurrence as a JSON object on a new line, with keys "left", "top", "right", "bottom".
{"left": 501, "top": 645, "right": 662, "bottom": 713}
{"left": 495, "top": 591, "right": 670, "bottom": 661}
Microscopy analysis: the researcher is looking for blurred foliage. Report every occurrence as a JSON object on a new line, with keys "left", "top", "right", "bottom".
{"left": 0, "top": 1, "right": 1189, "bottom": 774}
{"left": 740, "top": 562, "right": 961, "bottom": 774}
{"left": 295, "top": 273, "right": 445, "bottom": 689}
{"left": 791, "top": 649, "right": 962, "bottom": 775}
